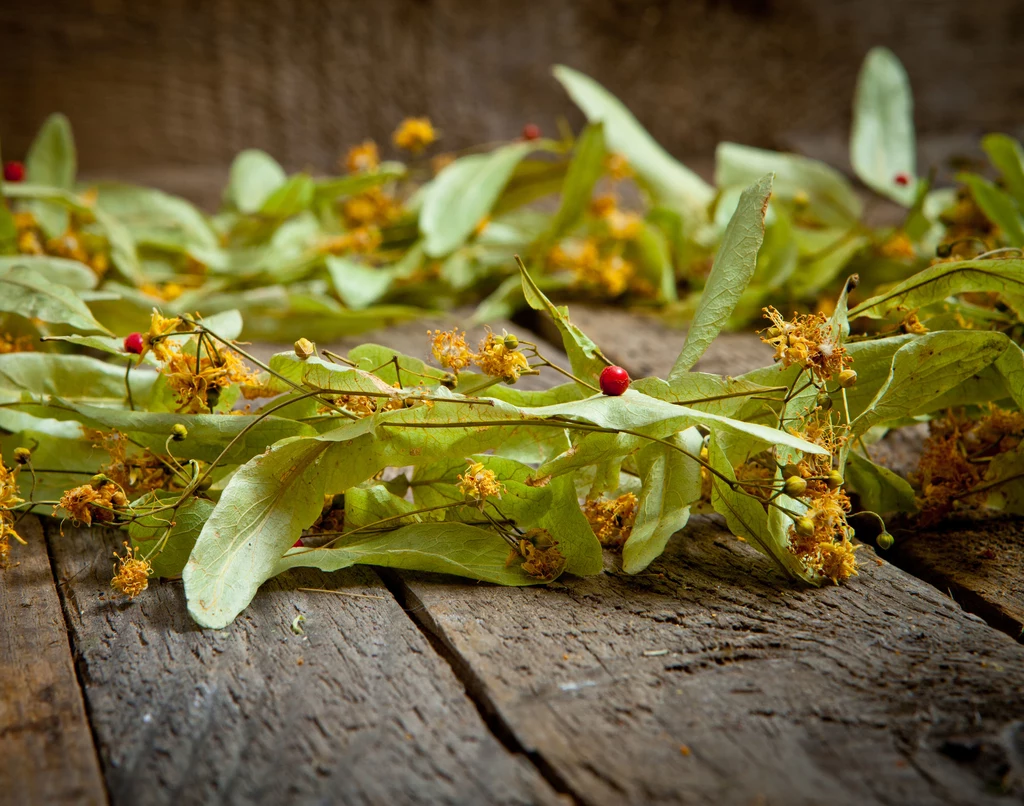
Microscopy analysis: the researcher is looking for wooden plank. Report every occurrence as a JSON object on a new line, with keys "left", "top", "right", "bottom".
{"left": 0, "top": 516, "right": 107, "bottom": 806}
{"left": 44, "top": 521, "right": 563, "bottom": 806}
{"left": 393, "top": 517, "right": 1024, "bottom": 805}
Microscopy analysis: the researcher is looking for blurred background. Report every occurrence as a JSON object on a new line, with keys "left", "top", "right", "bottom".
{"left": 2, "top": 0, "right": 1023, "bottom": 207}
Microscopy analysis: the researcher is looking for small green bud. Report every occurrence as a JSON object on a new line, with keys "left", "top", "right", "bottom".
{"left": 936, "top": 243, "right": 953, "bottom": 258}
{"left": 13, "top": 447, "right": 32, "bottom": 465}
{"left": 794, "top": 516, "right": 816, "bottom": 537}
{"left": 783, "top": 476, "right": 808, "bottom": 497}
{"left": 827, "top": 470, "right": 844, "bottom": 490}
{"left": 171, "top": 423, "right": 188, "bottom": 441}
{"left": 294, "top": 337, "right": 315, "bottom": 360}
{"left": 90, "top": 473, "right": 109, "bottom": 488}
{"left": 838, "top": 369, "right": 858, "bottom": 388}
{"left": 441, "top": 373, "right": 458, "bottom": 390}
{"left": 503, "top": 333, "right": 519, "bottom": 350}
{"left": 876, "top": 531, "right": 895, "bottom": 550}
{"left": 816, "top": 391, "right": 833, "bottom": 411}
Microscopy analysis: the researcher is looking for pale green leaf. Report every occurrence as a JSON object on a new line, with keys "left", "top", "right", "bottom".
{"left": 982, "top": 134, "right": 1024, "bottom": 207}
{"left": 959, "top": 174, "right": 1024, "bottom": 247}
{"left": 261, "top": 173, "right": 315, "bottom": 218}
{"left": 420, "top": 142, "right": 534, "bottom": 257}
{"left": 0, "top": 256, "right": 97, "bottom": 290}
{"left": 669, "top": 174, "right": 772, "bottom": 379}
{"left": 0, "top": 267, "right": 112, "bottom": 334}
{"left": 553, "top": 66, "right": 713, "bottom": 215}
{"left": 548, "top": 122, "right": 606, "bottom": 239}
{"left": 850, "top": 47, "right": 916, "bottom": 205}
{"left": 622, "top": 428, "right": 703, "bottom": 573}
{"left": 226, "top": 150, "right": 287, "bottom": 214}
{"left": 844, "top": 452, "right": 916, "bottom": 514}
{"left": 130, "top": 494, "right": 215, "bottom": 578}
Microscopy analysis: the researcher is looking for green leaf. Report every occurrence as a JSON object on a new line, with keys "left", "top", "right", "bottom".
{"left": 2, "top": 429, "right": 104, "bottom": 512}
{"left": 959, "top": 174, "right": 1024, "bottom": 247}
{"left": 312, "top": 163, "right": 405, "bottom": 203}
{"left": 0, "top": 353, "right": 155, "bottom": 406}
{"left": 848, "top": 258, "right": 1024, "bottom": 320}
{"left": 260, "top": 173, "right": 315, "bottom": 218}
{"left": 716, "top": 143, "right": 862, "bottom": 228}
{"left": 844, "top": 452, "right": 916, "bottom": 514}
{"left": 850, "top": 47, "right": 916, "bottom": 205}
{"left": 24, "top": 114, "right": 76, "bottom": 236}
{"left": 275, "top": 522, "right": 545, "bottom": 585}
{"left": 0, "top": 256, "right": 98, "bottom": 290}
{"left": 553, "top": 66, "right": 713, "bottom": 215}
{"left": 547, "top": 122, "right": 606, "bottom": 239}
{"left": 407, "top": 454, "right": 602, "bottom": 576}
{"left": 0, "top": 267, "right": 112, "bottom": 334}
{"left": 420, "top": 142, "right": 534, "bottom": 257}
{"left": 518, "top": 259, "right": 609, "bottom": 388}
{"left": 669, "top": 174, "right": 772, "bottom": 379}
{"left": 129, "top": 494, "right": 215, "bottom": 578}
{"left": 850, "top": 331, "right": 1009, "bottom": 437}
{"left": 982, "top": 134, "right": 1024, "bottom": 207}
{"left": 708, "top": 432, "right": 815, "bottom": 583}
{"left": 622, "top": 428, "right": 703, "bottom": 573}
{"left": 326, "top": 256, "right": 395, "bottom": 310}
{"left": 93, "top": 183, "right": 218, "bottom": 250}
{"left": 226, "top": 150, "right": 287, "bottom": 214}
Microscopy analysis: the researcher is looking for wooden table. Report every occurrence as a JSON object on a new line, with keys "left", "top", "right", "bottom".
{"left": 3, "top": 309, "right": 1023, "bottom": 805}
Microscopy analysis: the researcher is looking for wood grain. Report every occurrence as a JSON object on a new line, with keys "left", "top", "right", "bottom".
{"left": 394, "top": 517, "right": 1024, "bottom": 805}
{"left": 0, "top": 516, "right": 107, "bottom": 806}
{"left": 44, "top": 521, "right": 562, "bottom": 806}
{"left": 2, "top": 0, "right": 1022, "bottom": 205}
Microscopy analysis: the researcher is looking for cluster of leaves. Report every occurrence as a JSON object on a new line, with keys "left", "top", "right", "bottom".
{"left": 3, "top": 49, "right": 1023, "bottom": 341}
{"left": 2, "top": 157, "right": 1024, "bottom": 628}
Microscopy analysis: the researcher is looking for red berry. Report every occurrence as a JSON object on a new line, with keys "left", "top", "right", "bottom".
{"left": 293, "top": 538, "right": 304, "bottom": 548}
{"left": 123, "top": 332, "right": 144, "bottom": 354}
{"left": 894, "top": 172, "right": 910, "bottom": 187}
{"left": 522, "top": 123, "right": 541, "bottom": 141}
{"left": 3, "top": 161, "right": 25, "bottom": 183}
{"left": 599, "top": 365, "right": 630, "bottom": 396}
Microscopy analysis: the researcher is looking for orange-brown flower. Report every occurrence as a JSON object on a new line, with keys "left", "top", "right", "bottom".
{"left": 56, "top": 482, "right": 128, "bottom": 526}
{"left": 760, "top": 306, "right": 852, "bottom": 383}
{"left": 429, "top": 328, "right": 473, "bottom": 374}
{"left": 344, "top": 140, "right": 380, "bottom": 174}
{"left": 392, "top": 117, "right": 437, "bottom": 153}
{"left": 110, "top": 542, "right": 152, "bottom": 598}
{"left": 473, "top": 331, "right": 530, "bottom": 383}
{"left": 583, "top": 494, "right": 638, "bottom": 547}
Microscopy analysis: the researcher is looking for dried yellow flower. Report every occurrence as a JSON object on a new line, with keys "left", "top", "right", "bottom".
{"left": 430, "top": 328, "right": 473, "bottom": 374}
{"left": 583, "top": 494, "right": 638, "bottom": 547}
{"left": 392, "top": 117, "right": 437, "bottom": 153}
{"left": 344, "top": 140, "right": 380, "bottom": 174}
{"left": 457, "top": 460, "right": 506, "bottom": 506}
{"left": 760, "top": 306, "right": 852, "bottom": 383}
{"left": 110, "top": 542, "right": 152, "bottom": 599}
{"left": 56, "top": 482, "right": 128, "bottom": 526}
{"left": 474, "top": 332, "right": 530, "bottom": 383}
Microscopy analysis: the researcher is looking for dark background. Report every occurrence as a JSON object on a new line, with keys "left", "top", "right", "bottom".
{"left": 2, "top": 0, "right": 1022, "bottom": 205}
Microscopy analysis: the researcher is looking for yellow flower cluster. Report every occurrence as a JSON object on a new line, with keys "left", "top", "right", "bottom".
{"left": 0, "top": 458, "right": 25, "bottom": 569}
{"left": 342, "top": 187, "right": 402, "bottom": 229}
{"left": 0, "top": 333, "right": 34, "bottom": 354}
{"left": 760, "top": 306, "right": 853, "bottom": 383}
{"left": 548, "top": 239, "right": 637, "bottom": 299}
{"left": 110, "top": 542, "right": 152, "bottom": 599}
{"left": 317, "top": 226, "right": 383, "bottom": 256}
{"left": 344, "top": 140, "right": 380, "bottom": 174}
{"left": 392, "top": 117, "right": 437, "bottom": 153}
{"left": 429, "top": 328, "right": 530, "bottom": 383}
{"left": 457, "top": 460, "right": 506, "bottom": 506}
{"left": 583, "top": 493, "right": 638, "bottom": 547}
{"left": 788, "top": 487, "right": 859, "bottom": 584}
{"left": 508, "top": 528, "right": 566, "bottom": 581}
{"left": 88, "top": 429, "right": 175, "bottom": 496}
{"left": 57, "top": 481, "right": 128, "bottom": 527}
{"left": 15, "top": 212, "right": 110, "bottom": 277}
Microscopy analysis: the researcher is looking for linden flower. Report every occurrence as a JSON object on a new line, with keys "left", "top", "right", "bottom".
{"left": 430, "top": 328, "right": 473, "bottom": 374}
{"left": 900, "top": 311, "right": 928, "bottom": 335}
{"left": 877, "top": 232, "right": 916, "bottom": 260}
{"left": 787, "top": 487, "right": 859, "bottom": 583}
{"left": 474, "top": 332, "right": 530, "bottom": 383}
{"left": 735, "top": 462, "right": 775, "bottom": 502}
{"left": 392, "top": 117, "right": 437, "bottom": 153}
{"left": 57, "top": 482, "right": 128, "bottom": 527}
{"left": 0, "top": 333, "right": 34, "bottom": 354}
{"left": 110, "top": 542, "right": 152, "bottom": 599}
{"left": 457, "top": 460, "right": 506, "bottom": 506}
{"left": 318, "top": 226, "right": 383, "bottom": 256}
{"left": 548, "top": 239, "right": 600, "bottom": 276}
{"left": 342, "top": 187, "right": 400, "bottom": 229}
{"left": 605, "top": 153, "right": 634, "bottom": 182}
{"left": 88, "top": 430, "right": 174, "bottom": 496}
{"left": 583, "top": 494, "right": 638, "bottom": 548}
{"left": 142, "top": 310, "right": 187, "bottom": 362}
{"left": 344, "top": 140, "right": 380, "bottom": 174}
{"left": 0, "top": 457, "right": 25, "bottom": 570}
{"left": 511, "top": 528, "right": 566, "bottom": 581}
{"left": 760, "top": 306, "right": 852, "bottom": 383}
{"left": 161, "top": 346, "right": 260, "bottom": 414}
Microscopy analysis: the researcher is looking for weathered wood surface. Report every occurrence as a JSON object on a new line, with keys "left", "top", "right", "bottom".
{"left": 890, "top": 518, "right": 1024, "bottom": 642}
{"left": 394, "top": 517, "right": 1024, "bottom": 805}
{"left": 2, "top": 0, "right": 1021, "bottom": 204}
{"left": 44, "top": 520, "right": 563, "bottom": 806}
{"left": 0, "top": 516, "right": 107, "bottom": 806}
